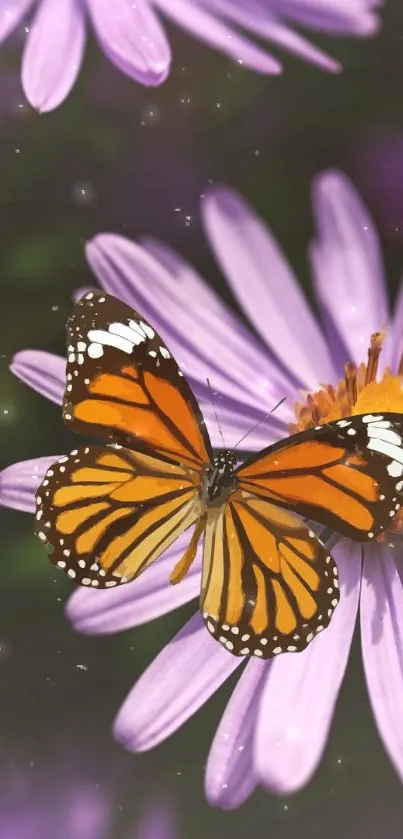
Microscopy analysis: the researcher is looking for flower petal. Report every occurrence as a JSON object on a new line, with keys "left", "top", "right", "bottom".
{"left": 202, "top": 185, "right": 336, "bottom": 390}
{"left": 205, "top": 658, "right": 267, "bottom": 810}
{"left": 10, "top": 350, "right": 65, "bottom": 404}
{"left": 0, "top": 455, "right": 61, "bottom": 513}
{"left": 361, "top": 544, "right": 403, "bottom": 782}
{"left": 0, "top": 0, "right": 34, "bottom": 44}
{"left": 113, "top": 612, "right": 241, "bottom": 752}
{"left": 22, "top": 0, "right": 86, "bottom": 112}
{"left": 254, "top": 538, "right": 361, "bottom": 794}
{"left": 86, "top": 233, "right": 294, "bottom": 415}
{"left": 310, "top": 170, "right": 389, "bottom": 369}
{"left": 203, "top": 0, "right": 341, "bottom": 73}
{"left": 73, "top": 286, "right": 94, "bottom": 304}
{"left": 67, "top": 533, "right": 201, "bottom": 634}
{"left": 389, "top": 279, "right": 403, "bottom": 373}
{"left": 272, "top": 0, "right": 381, "bottom": 36}
{"left": 154, "top": 0, "right": 282, "bottom": 75}
{"left": 87, "top": 0, "right": 171, "bottom": 86}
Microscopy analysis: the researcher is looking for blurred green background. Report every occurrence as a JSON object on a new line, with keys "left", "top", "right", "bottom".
{"left": 1, "top": 3, "right": 403, "bottom": 837}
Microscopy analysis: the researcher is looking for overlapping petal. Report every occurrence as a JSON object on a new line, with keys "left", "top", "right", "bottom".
{"left": 201, "top": 0, "right": 341, "bottom": 72}
{"left": 155, "top": 0, "right": 282, "bottom": 75}
{"left": 0, "top": 455, "right": 61, "bottom": 512}
{"left": 67, "top": 533, "right": 201, "bottom": 634}
{"left": 87, "top": 0, "right": 171, "bottom": 86}
{"left": 11, "top": 350, "right": 65, "bottom": 404}
{"left": 269, "top": 0, "right": 381, "bottom": 35}
{"left": 22, "top": 0, "right": 86, "bottom": 113}
{"left": 0, "top": 0, "right": 34, "bottom": 44}
{"left": 254, "top": 540, "right": 361, "bottom": 794}
{"left": 205, "top": 658, "right": 266, "bottom": 809}
{"left": 86, "top": 233, "right": 295, "bottom": 423}
{"left": 113, "top": 612, "right": 241, "bottom": 752}
{"left": 202, "top": 186, "right": 336, "bottom": 390}
{"left": 310, "top": 170, "right": 391, "bottom": 372}
{"left": 361, "top": 545, "right": 403, "bottom": 782}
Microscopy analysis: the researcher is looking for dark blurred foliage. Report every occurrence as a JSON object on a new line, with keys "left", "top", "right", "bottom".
{"left": 1, "top": 4, "right": 403, "bottom": 838}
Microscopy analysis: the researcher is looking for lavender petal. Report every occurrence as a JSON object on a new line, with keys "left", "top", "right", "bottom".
{"left": 0, "top": 456, "right": 61, "bottom": 513}
{"left": 361, "top": 544, "right": 403, "bottom": 782}
{"left": 10, "top": 350, "right": 65, "bottom": 404}
{"left": 113, "top": 612, "right": 241, "bottom": 751}
{"left": 254, "top": 539, "right": 361, "bottom": 793}
{"left": 22, "top": 0, "right": 86, "bottom": 112}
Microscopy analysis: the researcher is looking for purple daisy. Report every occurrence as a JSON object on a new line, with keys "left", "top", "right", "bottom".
{"left": 1, "top": 1, "right": 382, "bottom": 112}
{"left": 0, "top": 766, "right": 111, "bottom": 839}
{"left": 0, "top": 761, "right": 176, "bottom": 839}
{"left": 2, "top": 169, "right": 403, "bottom": 809}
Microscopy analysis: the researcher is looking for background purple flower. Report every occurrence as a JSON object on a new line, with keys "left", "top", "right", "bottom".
{"left": 0, "top": 0, "right": 382, "bottom": 111}
{"left": 0, "top": 757, "right": 177, "bottom": 839}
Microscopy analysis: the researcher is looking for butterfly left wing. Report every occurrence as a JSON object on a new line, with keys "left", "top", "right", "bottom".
{"left": 236, "top": 413, "right": 403, "bottom": 541}
{"left": 35, "top": 444, "right": 201, "bottom": 586}
{"left": 63, "top": 291, "right": 212, "bottom": 470}
{"left": 201, "top": 494, "right": 339, "bottom": 658}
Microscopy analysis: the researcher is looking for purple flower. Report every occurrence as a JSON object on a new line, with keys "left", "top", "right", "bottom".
{"left": 0, "top": 762, "right": 176, "bottom": 839}
{"left": 3, "top": 169, "right": 403, "bottom": 808}
{"left": 0, "top": 766, "right": 111, "bottom": 839}
{"left": 1, "top": 1, "right": 382, "bottom": 112}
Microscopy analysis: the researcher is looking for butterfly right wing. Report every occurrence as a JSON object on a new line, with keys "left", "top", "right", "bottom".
{"left": 200, "top": 493, "right": 339, "bottom": 659}
{"left": 236, "top": 413, "right": 403, "bottom": 541}
{"left": 35, "top": 445, "right": 202, "bottom": 587}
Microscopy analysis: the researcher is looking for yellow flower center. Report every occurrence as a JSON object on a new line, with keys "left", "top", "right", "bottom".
{"left": 290, "top": 332, "right": 403, "bottom": 538}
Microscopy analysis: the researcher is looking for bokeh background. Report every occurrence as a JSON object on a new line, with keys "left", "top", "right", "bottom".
{"left": 1, "top": 3, "right": 403, "bottom": 838}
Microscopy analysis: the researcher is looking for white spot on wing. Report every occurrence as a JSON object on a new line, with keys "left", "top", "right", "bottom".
{"left": 368, "top": 438, "right": 403, "bottom": 464}
{"left": 109, "top": 321, "right": 145, "bottom": 346}
{"left": 388, "top": 461, "right": 403, "bottom": 477}
{"left": 87, "top": 329, "right": 133, "bottom": 355}
{"left": 88, "top": 343, "right": 103, "bottom": 359}
{"left": 367, "top": 426, "right": 402, "bottom": 446}
{"left": 139, "top": 321, "right": 155, "bottom": 339}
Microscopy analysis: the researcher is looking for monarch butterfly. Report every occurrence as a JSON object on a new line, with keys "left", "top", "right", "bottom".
{"left": 35, "top": 291, "right": 403, "bottom": 659}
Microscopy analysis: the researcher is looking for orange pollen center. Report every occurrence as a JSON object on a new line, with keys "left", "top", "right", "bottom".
{"left": 290, "top": 331, "right": 403, "bottom": 539}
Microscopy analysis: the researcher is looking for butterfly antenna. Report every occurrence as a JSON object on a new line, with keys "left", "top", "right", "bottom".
{"left": 206, "top": 378, "right": 226, "bottom": 449}
{"left": 233, "top": 396, "right": 287, "bottom": 451}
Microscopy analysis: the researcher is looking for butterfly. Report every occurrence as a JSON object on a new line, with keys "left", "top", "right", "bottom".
{"left": 35, "top": 291, "right": 403, "bottom": 659}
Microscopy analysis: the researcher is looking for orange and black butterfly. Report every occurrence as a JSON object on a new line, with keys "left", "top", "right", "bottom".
{"left": 35, "top": 291, "right": 403, "bottom": 659}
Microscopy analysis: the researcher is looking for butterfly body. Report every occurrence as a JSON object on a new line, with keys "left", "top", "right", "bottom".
{"left": 35, "top": 291, "right": 403, "bottom": 660}
{"left": 202, "top": 450, "right": 238, "bottom": 507}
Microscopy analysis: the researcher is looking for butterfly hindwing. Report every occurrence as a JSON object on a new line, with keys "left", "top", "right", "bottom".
{"left": 64, "top": 291, "right": 213, "bottom": 469}
{"left": 35, "top": 445, "right": 201, "bottom": 587}
{"left": 201, "top": 494, "right": 339, "bottom": 658}
{"left": 237, "top": 413, "right": 403, "bottom": 541}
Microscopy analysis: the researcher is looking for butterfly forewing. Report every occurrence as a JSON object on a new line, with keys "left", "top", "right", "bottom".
{"left": 200, "top": 496, "right": 339, "bottom": 659}
{"left": 64, "top": 291, "right": 213, "bottom": 469}
{"left": 35, "top": 445, "right": 202, "bottom": 586}
{"left": 236, "top": 413, "right": 403, "bottom": 541}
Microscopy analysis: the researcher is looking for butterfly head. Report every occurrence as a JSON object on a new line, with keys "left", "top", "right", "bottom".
{"left": 203, "top": 450, "right": 238, "bottom": 507}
